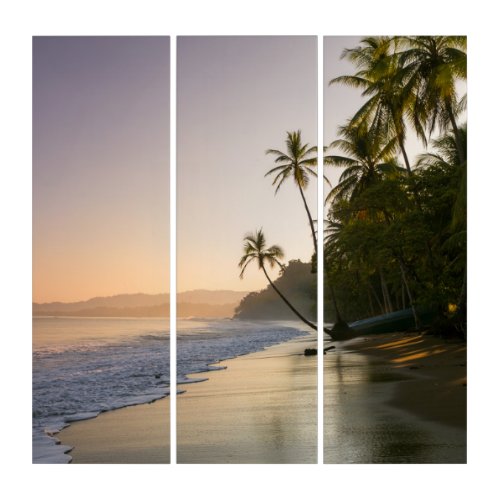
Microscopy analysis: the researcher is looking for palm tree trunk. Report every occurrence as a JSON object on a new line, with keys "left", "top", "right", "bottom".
{"left": 401, "top": 275, "right": 406, "bottom": 309}
{"left": 445, "top": 98, "right": 466, "bottom": 166}
{"left": 367, "top": 289, "right": 375, "bottom": 316}
{"left": 298, "top": 182, "right": 347, "bottom": 327}
{"left": 298, "top": 183, "right": 318, "bottom": 255}
{"left": 398, "top": 260, "right": 421, "bottom": 329}
{"left": 379, "top": 267, "right": 393, "bottom": 313}
{"left": 325, "top": 267, "right": 343, "bottom": 323}
{"left": 397, "top": 132, "right": 413, "bottom": 177}
{"left": 380, "top": 209, "right": 422, "bottom": 328}
{"left": 262, "top": 266, "right": 318, "bottom": 332}
{"left": 368, "top": 280, "right": 384, "bottom": 314}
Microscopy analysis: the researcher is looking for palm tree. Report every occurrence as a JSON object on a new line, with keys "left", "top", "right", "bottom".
{"left": 325, "top": 121, "right": 403, "bottom": 203}
{"left": 265, "top": 131, "right": 351, "bottom": 334}
{"left": 398, "top": 36, "right": 467, "bottom": 165}
{"left": 265, "top": 130, "right": 324, "bottom": 255}
{"left": 238, "top": 229, "right": 318, "bottom": 331}
{"left": 329, "top": 37, "right": 421, "bottom": 177}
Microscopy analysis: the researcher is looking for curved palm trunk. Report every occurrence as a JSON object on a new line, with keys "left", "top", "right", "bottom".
{"left": 298, "top": 182, "right": 347, "bottom": 327}
{"left": 297, "top": 183, "right": 318, "bottom": 256}
{"left": 262, "top": 266, "right": 318, "bottom": 331}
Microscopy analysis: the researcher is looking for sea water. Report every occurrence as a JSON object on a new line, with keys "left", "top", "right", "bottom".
{"left": 32, "top": 317, "right": 170, "bottom": 463}
{"left": 33, "top": 317, "right": 307, "bottom": 463}
{"left": 177, "top": 318, "right": 308, "bottom": 384}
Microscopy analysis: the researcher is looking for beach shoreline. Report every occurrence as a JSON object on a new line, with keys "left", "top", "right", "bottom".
{"left": 58, "top": 331, "right": 317, "bottom": 464}
{"left": 57, "top": 395, "right": 170, "bottom": 464}
{"left": 58, "top": 329, "right": 466, "bottom": 464}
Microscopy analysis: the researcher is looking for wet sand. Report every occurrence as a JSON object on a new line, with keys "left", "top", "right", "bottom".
{"left": 177, "top": 334, "right": 318, "bottom": 463}
{"left": 324, "top": 332, "right": 466, "bottom": 463}
{"left": 59, "top": 398, "right": 170, "bottom": 464}
{"left": 59, "top": 330, "right": 465, "bottom": 464}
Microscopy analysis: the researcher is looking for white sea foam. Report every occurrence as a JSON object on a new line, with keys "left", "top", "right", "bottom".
{"left": 176, "top": 318, "right": 308, "bottom": 383}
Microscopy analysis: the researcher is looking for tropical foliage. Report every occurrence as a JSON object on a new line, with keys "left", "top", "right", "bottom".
{"left": 238, "top": 36, "right": 466, "bottom": 339}
{"left": 325, "top": 36, "right": 466, "bottom": 335}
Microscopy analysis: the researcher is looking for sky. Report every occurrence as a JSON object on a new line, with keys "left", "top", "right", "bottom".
{"left": 33, "top": 37, "right": 170, "bottom": 303}
{"left": 177, "top": 37, "right": 317, "bottom": 293}
{"left": 32, "top": 36, "right": 466, "bottom": 301}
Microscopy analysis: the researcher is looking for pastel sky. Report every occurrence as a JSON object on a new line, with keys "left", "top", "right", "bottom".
{"left": 177, "top": 36, "right": 317, "bottom": 293}
{"left": 33, "top": 36, "right": 462, "bottom": 302}
{"left": 33, "top": 37, "right": 170, "bottom": 303}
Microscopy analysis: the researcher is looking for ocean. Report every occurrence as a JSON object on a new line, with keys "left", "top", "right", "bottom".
{"left": 33, "top": 316, "right": 308, "bottom": 463}
{"left": 32, "top": 317, "right": 170, "bottom": 463}
{"left": 176, "top": 318, "right": 309, "bottom": 383}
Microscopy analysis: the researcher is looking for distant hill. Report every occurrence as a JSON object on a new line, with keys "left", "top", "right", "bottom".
{"left": 233, "top": 260, "right": 316, "bottom": 321}
{"left": 177, "top": 290, "right": 249, "bottom": 305}
{"left": 33, "top": 290, "right": 250, "bottom": 318}
{"left": 33, "top": 293, "right": 169, "bottom": 315}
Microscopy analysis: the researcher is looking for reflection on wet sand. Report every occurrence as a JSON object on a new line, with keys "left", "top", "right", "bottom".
{"left": 177, "top": 335, "right": 317, "bottom": 464}
{"left": 324, "top": 340, "right": 466, "bottom": 464}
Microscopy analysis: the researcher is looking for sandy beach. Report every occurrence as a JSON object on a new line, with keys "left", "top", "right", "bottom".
{"left": 59, "top": 333, "right": 318, "bottom": 464}
{"left": 177, "top": 334, "right": 318, "bottom": 463}
{"left": 324, "top": 331, "right": 466, "bottom": 463}
{"left": 349, "top": 332, "right": 466, "bottom": 428}
{"left": 59, "top": 397, "right": 170, "bottom": 464}
{"left": 58, "top": 329, "right": 465, "bottom": 464}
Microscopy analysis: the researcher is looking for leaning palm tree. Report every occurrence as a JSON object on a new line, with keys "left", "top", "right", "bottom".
{"left": 238, "top": 229, "right": 318, "bottom": 331}
{"left": 265, "top": 131, "right": 351, "bottom": 334}
{"left": 265, "top": 130, "right": 324, "bottom": 255}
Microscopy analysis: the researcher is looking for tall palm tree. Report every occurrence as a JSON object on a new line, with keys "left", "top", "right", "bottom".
{"left": 238, "top": 229, "right": 318, "bottom": 331}
{"left": 329, "top": 37, "right": 421, "bottom": 177}
{"left": 325, "top": 122, "right": 402, "bottom": 203}
{"left": 398, "top": 36, "right": 467, "bottom": 165}
{"left": 265, "top": 130, "right": 323, "bottom": 255}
